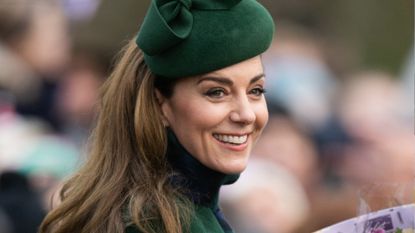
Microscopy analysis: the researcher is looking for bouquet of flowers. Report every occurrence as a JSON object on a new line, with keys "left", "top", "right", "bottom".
{"left": 314, "top": 182, "right": 415, "bottom": 233}
{"left": 314, "top": 203, "right": 414, "bottom": 233}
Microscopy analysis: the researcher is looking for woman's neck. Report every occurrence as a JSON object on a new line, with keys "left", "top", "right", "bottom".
{"left": 166, "top": 129, "right": 239, "bottom": 209}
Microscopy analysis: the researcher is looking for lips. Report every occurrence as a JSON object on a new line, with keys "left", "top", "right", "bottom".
{"left": 213, "top": 133, "right": 248, "bottom": 145}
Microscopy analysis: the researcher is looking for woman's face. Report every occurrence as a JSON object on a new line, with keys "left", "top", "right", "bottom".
{"left": 159, "top": 56, "right": 268, "bottom": 174}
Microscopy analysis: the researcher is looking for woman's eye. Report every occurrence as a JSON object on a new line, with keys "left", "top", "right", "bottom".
{"left": 250, "top": 87, "right": 266, "bottom": 96}
{"left": 205, "top": 88, "right": 226, "bottom": 98}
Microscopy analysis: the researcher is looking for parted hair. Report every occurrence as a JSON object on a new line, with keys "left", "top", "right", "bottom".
{"left": 38, "top": 39, "right": 191, "bottom": 233}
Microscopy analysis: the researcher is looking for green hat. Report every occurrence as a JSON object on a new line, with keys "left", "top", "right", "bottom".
{"left": 136, "top": 0, "right": 275, "bottom": 78}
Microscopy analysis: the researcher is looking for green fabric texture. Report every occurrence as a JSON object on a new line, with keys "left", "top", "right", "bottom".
{"left": 125, "top": 205, "right": 228, "bottom": 233}
{"left": 136, "top": 0, "right": 275, "bottom": 78}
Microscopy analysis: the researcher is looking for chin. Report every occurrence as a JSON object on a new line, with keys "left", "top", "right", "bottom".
{"left": 219, "top": 161, "right": 248, "bottom": 174}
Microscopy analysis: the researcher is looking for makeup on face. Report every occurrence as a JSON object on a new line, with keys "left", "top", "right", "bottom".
{"left": 160, "top": 56, "right": 269, "bottom": 174}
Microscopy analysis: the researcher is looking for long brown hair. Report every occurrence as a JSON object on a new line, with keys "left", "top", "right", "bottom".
{"left": 39, "top": 39, "right": 190, "bottom": 233}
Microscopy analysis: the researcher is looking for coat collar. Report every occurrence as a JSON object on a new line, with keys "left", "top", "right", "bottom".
{"left": 166, "top": 129, "right": 239, "bottom": 209}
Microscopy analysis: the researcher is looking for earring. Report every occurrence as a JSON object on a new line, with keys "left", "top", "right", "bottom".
{"left": 162, "top": 119, "right": 169, "bottom": 127}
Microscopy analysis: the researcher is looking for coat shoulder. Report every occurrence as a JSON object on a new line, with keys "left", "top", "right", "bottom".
{"left": 124, "top": 205, "right": 226, "bottom": 233}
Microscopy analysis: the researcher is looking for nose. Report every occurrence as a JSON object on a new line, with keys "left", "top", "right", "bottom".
{"left": 229, "top": 95, "right": 256, "bottom": 125}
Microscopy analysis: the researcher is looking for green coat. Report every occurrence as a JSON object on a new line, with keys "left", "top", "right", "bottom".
{"left": 125, "top": 205, "right": 232, "bottom": 233}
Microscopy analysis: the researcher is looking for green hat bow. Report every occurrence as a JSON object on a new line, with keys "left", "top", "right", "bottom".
{"left": 136, "top": 0, "right": 275, "bottom": 78}
{"left": 137, "top": 0, "right": 193, "bottom": 55}
{"left": 137, "top": 0, "right": 244, "bottom": 56}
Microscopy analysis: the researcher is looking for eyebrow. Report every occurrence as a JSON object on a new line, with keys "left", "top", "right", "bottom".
{"left": 197, "top": 73, "right": 265, "bottom": 86}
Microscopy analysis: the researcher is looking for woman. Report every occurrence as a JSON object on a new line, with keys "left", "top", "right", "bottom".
{"left": 39, "top": 0, "right": 275, "bottom": 232}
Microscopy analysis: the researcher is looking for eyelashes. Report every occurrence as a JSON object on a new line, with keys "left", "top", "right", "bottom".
{"left": 204, "top": 87, "right": 266, "bottom": 99}
{"left": 205, "top": 88, "right": 226, "bottom": 98}
{"left": 250, "top": 87, "right": 266, "bottom": 96}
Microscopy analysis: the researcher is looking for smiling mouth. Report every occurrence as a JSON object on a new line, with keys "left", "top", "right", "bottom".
{"left": 213, "top": 133, "right": 248, "bottom": 145}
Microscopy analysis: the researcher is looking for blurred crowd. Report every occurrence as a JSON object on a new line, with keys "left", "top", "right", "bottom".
{"left": 221, "top": 24, "right": 414, "bottom": 233}
{"left": 0, "top": 1, "right": 104, "bottom": 232}
{"left": 0, "top": 1, "right": 413, "bottom": 233}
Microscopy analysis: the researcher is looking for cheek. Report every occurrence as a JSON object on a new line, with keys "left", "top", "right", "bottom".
{"left": 255, "top": 101, "right": 269, "bottom": 132}
{"left": 169, "top": 99, "right": 229, "bottom": 132}
{"left": 167, "top": 100, "right": 230, "bottom": 161}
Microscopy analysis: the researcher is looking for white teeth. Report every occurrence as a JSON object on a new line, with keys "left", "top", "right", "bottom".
{"left": 213, "top": 134, "right": 248, "bottom": 145}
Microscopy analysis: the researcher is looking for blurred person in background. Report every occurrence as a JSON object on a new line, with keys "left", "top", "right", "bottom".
{"left": 252, "top": 114, "right": 320, "bottom": 193}
{"left": 0, "top": 0, "right": 70, "bottom": 130}
{"left": 0, "top": 1, "right": 81, "bottom": 230}
{"left": 220, "top": 159, "right": 310, "bottom": 233}
{"left": 54, "top": 51, "right": 107, "bottom": 147}
{"left": 262, "top": 23, "right": 337, "bottom": 133}
{"left": 0, "top": 171, "right": 45, "bottom": 233}
{"left": 0, "top": 91, "right": 79, "bottom": 231}
{"left": 335, "top": 71, "right": 414, "bottom": 186}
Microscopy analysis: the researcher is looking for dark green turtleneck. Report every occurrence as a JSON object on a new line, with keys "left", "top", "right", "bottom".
{"left": 125, "top": 130, "right": 239, "bottom": 233}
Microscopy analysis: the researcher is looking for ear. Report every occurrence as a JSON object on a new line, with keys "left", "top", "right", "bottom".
{"left": 155, "top": 89, "right": 171, "bottom": 127}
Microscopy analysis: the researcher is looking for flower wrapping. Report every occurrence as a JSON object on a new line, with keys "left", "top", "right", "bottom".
{"left": 314, "top": 204, "right": 414, "bottom": 233}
